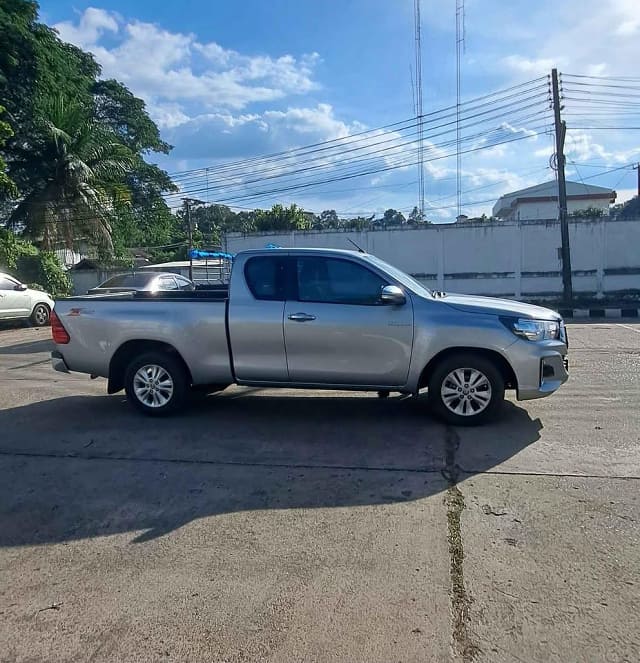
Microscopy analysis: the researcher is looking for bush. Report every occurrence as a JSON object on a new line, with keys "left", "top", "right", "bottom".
{"left": 1, "top": 228, "right": 71, "bottom": 297}
{"left": 0, "top": 228, "right": 37, "bottom": 272}
{"left": 16, "top": 252, "right": 72, "bottom": 297}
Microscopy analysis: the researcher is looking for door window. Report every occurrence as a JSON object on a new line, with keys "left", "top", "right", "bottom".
{"left": 244, "top": 257, "right": 286, "bottom": 300}
{"left": 296, "top": 257, "right": 387, "bottom": 305}
{"left": 176, "top": 276, "right": 194, "bottom": 291}
{"left": 0, "top": 276, "right": 17, "bottom": 290}
{"left": 158, "top": 276, "right": 179, "bottom": 290}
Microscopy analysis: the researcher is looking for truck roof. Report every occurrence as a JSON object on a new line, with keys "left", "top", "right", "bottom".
{"left": 236, "top": 247, "right": 365, "bottom": 257}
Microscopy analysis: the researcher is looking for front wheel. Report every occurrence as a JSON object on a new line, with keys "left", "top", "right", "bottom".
{"left": 124, "top": 352, "right": 189, "bottom": 416}
{"left": 428, "top": 353, "right": 505, "bottom": 426}
{"left": 30, "top": 303, "right": 50, "bottom": 327}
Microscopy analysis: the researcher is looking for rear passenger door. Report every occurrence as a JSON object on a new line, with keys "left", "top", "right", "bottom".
{"left": 228, "top": 255, "right": 290, "bottom": 382}
{"left": 284, "top": 256, "right": 414, "bottom": 386}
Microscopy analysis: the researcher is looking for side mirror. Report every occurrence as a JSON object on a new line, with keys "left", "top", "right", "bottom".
{"left": 380, "top": 284, "right": 406, "bottom": 305}
{"left": 15, "top": 283, "right": 28, "bottom": 292}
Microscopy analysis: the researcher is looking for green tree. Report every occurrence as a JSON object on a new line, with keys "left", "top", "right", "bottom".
{"left": 408, "top": 206, "right": 423, "bottom": 225}
{"left": 344, "top": 216, "right": 370, "bottom": 231}
{"left": 318, "top": 209, "right": 340, "bottom": 229}
{"left": 0, "top": 1, "right": 176, "bottom": 259}
{"left": 382, "top": 208, "right": 406, "bottom": 226}
{"left": 255, "top": 204, "right": 310, "bottom": 231}
{"left": 0, "top": 105, "right": 17, "bottom": 197}
{"left": 9, "top": 95, "right": 136, "bottom": 252}
{"left": 0, "top": 0, "right": 99, "bottom": 180}
{"left": 92, "top": 79, "right": 170, "bottom": 155}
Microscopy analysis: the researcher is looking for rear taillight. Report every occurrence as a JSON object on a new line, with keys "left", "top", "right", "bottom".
{"left": 51, "top": 310, "right": 70, "bottom": 344}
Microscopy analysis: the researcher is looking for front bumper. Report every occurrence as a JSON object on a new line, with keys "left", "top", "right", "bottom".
{"left": 506, "top": 339, "right": 569, "bottom": 401}
{"left": 51, "top": 350, "right": 70, "bottom": 374}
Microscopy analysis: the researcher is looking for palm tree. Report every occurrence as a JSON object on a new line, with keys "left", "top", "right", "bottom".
{"left": 10, "top": 95, "right": 136, "bottom": 253}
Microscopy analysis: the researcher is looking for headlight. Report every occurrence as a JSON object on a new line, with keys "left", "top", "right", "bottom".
{"left": 500, "top": 317, "right": 561, "bottom": 342}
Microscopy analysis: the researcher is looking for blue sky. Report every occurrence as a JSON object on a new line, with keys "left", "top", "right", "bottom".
{"left": 41, "top": 0, "right": 640, "bottom": 220}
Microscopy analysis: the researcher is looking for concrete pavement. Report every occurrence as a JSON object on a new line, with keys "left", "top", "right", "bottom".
{"left": 0, "top": 322, "right": 638, "bottom": 662}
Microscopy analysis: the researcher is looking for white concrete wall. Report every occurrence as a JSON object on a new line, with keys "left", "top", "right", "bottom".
{"left": 511, "top": 198, "right": 610, "bottom": 221}
{"left": 225, "top": 217, "right": 640, "bottom": 299}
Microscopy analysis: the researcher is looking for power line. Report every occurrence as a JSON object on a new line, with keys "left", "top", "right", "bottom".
{"left": 164, "top": 78, "right": 549, "bottom": 183}
{"left": 162, "top": 101, "right": 551, "bottom": 201}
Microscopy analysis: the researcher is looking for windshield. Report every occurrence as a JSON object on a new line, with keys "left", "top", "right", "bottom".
{"left": 364, "top": 254, "right": 433, "bottom": 298}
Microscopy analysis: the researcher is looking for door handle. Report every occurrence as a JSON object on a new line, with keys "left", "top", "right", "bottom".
{"left": 288, "top": 312, "right": 316, "bottom": 322}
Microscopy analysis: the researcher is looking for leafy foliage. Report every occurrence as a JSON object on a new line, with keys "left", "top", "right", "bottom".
{"left": 0, "top": 105, "right": 16, "bottom": 197}
{"left": 17, "top": 250, "right": 72, "bottom": 297}
{"left": 0, "top": 1, "right": 175, "bottom": 259}
{"left": 0, "top": 227, "right": 69, "bottom": 296}
{"left": 9, "top": 95, "right": 136, "bottom": 251}
{"left": 569, "top": 206, "right": 605, "bottom": 218}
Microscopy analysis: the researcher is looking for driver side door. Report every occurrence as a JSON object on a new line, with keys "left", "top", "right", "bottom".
{"left": 283, "top": 256, "right": 414, "bottom": 386}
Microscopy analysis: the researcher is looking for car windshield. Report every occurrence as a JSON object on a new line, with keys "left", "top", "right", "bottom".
{"left": 364, "top": 255, "right": 433, "bottom": 298}
{"left": 98, "top": 273, "right": 153, "bottom": 288}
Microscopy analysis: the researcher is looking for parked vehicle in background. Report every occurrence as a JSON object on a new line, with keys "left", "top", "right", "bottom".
{"left": 0, "top": 272, "right": 54, "bottom": 326}
{"left": 87, "top": 272, "right": 195, "bottom": 295}
{"left": 51, "top": 248, "right": 569, "bottom": 425}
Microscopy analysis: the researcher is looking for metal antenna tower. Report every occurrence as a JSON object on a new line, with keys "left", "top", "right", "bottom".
{"left": 413, "top": 0, "right": 424, "bottom": 220}
{"left": 455, "top": 0, "right": 465, "bottom": 219}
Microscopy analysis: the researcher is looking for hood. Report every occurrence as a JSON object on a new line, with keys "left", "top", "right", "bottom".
{"left": 441, "top": 293, "right": 561, "bottom": 320}
{"left": 27, "top": 287, "right": 54, "bottom": 303}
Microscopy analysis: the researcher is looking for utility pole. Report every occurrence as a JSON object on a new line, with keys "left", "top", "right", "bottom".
{"left": 455, "top": 0, "right": 465, "bottom": 220}
{"left": 182, "top": 197, "right": 205, "bottom": 281}
{"left": 551, "top": 68, "right": 572, "bottom": 303}
{"left": 413, "top": 0, "right": 425, "bottom": 220}
{"left": 634, "top": 163, "right": 639, "bottom": 197}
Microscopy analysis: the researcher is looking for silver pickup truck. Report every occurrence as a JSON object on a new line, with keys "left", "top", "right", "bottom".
{"left": 51, "top": 248, "right": 568, "bottom": 425}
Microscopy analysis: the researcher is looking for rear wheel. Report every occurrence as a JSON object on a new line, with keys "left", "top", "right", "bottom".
{"left": 428, "top": 353, "right": 505, "bottom": 426}
{"left": 30, "top": 303, "right": 50, "bottom": 327}
{"left": 124, "top": 352, "right": 189, "bottom": 416}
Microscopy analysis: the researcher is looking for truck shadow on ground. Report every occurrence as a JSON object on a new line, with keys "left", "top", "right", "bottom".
{"left": 0, "top": 338, "right": 53, "bottom": 355}
{"left": 0, "top": 390, "right": 542, "bottom": 547}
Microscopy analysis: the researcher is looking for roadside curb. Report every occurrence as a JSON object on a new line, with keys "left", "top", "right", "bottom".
{"left": 558, "top": 307, "right": 640, "bottom": 319}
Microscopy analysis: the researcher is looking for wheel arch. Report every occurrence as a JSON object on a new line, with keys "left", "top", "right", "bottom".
{"left": 31, "top": 300, "right": 51, "bottom": 313}
{"left": 418, "top": 347, "right": 518, "bottom": 391}
{"left": 108, "top": 340, "right": 192, "bottom": 394}
{"left": 29, "top": 301, "right": 51, "bottom": 325}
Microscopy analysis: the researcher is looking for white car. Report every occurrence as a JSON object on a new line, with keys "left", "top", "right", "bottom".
{"left": 0, "top": 272, "right": 55, "bottom": 326}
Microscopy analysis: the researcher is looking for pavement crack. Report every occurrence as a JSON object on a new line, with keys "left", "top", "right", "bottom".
{"left": 445, "top": 426, "right": 480, "bottom": 662}
{"left": 0, "top": 448, "right": 444, "bottom": 475}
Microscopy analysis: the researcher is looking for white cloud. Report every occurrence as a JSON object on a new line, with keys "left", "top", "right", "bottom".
{"left": 264, "top": 104, "right": 364, "bottom": 138}
{"left": 503, "top": 55, "right": 557, "bottom": 76}
{"left": 160, "top": 104, "right": 369, "bottom": 163}
{"left": 561, "top": 130, "right": 640, "bottom": 164}
{"left": 616, "top": 188, "right": 638, "bottom": 204}
{"left": 500, "top": 0, "right": 639, "bottom": 78}
{"left": 54, "top": 7, "right": 118, "bottom": 48}
{"left": 53, "top": 8, "right": 321, "bottom": 115}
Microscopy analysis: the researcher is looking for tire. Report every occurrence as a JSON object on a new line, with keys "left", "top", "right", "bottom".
{"left": 427, "top": 353, "right": 505, "bottom": 426}
{"left": 124, "top": 351, "right": 189, "bottom": 416}
{"left": 30, "top": 303, "right": 50, "bottom": 327}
